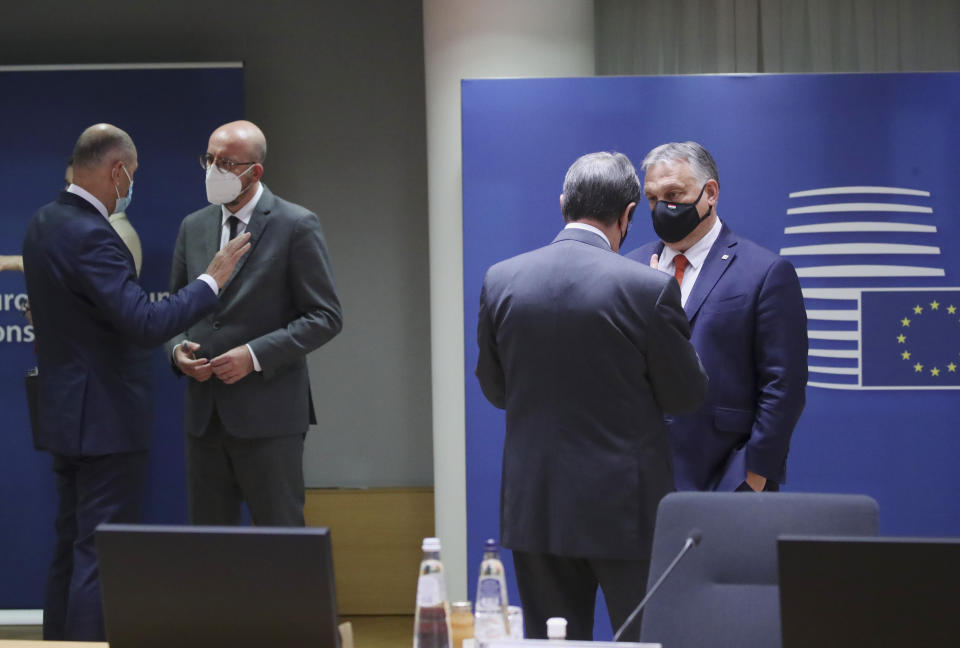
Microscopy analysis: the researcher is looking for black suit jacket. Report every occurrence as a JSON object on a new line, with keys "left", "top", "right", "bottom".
{"left": 476, "top": 228, "right": 707, "bottom": 559}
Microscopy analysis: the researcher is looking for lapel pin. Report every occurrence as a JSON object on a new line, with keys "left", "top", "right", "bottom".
{"left": 721, "top": 254, "right": 729, "bottom": 260}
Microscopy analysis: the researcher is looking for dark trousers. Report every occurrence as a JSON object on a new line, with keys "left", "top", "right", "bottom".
{"left": 512, "top": 550, "right": 650, "bottom": 641}
{"left": 186, "top": 409, "right": 305, "bottom": 526}
{"left": 43, "top": 451, "right": 148, "bottom": 641}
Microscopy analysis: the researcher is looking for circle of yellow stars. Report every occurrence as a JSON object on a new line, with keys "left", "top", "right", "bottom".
{"left": 896, "top": 300, "right": 959, "bottom": 377}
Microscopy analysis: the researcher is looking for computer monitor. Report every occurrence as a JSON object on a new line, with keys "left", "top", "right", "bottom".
{"left": 96, "top": 524, "right": 340, "bottom": 648}
{"left": 778, "top": 535, "right": 960, "bottom": 647}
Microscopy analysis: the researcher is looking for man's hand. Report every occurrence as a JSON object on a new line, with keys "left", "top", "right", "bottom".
{"left": 210, "top": 345, "right": 254, "bottom": 384}
{"left": 174, "top": 341, "right": 214, "bottom": 382}
{"left": 745, "top": 470, "right": 768, "bottom": 492}
{"left": 204, "top": 232, "right": 252, "bottom": 288}
{"left": 649, "top": 253, "right": 659, "bottom": 269}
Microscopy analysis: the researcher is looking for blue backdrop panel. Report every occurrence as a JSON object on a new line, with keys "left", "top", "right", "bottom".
{"left": 462, "top": 73, "right": 960, "bottom": 638}
{"left": 0, "top": 65, "right": 242, "bottom": 608}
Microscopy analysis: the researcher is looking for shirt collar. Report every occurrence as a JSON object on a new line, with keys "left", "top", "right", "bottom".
{"left": 564, "top": 222, "right": 611, "bottom": 249}
{"left": 660, "top": 217, "right": 723, "bottom": 270}
{"left": 66, "top": 184, "right": 109, "bottom": 221}
{"left": 221, "top": 182, "right": 264, "bottom": 227}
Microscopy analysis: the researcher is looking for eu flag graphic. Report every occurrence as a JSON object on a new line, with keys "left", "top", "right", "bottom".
{"left": 780, "top": 184, "right": 960, "bottom": 390}
{"left": 861, "top": 290, "right": 960, "bottom": 388}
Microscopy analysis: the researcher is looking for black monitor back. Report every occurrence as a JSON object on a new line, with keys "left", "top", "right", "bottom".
{"left": 97, "top": 524, "right": 340, "bottom": 648}
{"left": 778, "top": 535, "right": 960, "bottom": 647}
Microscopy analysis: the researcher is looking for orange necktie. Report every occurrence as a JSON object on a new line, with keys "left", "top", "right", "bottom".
{"left": 673, "top": 254, "right": 689, "bottom": 286}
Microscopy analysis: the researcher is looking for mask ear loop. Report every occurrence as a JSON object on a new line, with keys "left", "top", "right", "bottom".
{"left": 700, "top": 182, "right": 714, "bottom": 221}
{"left": 114, "top": 164, "right": 132, "bottom": 198}
{"left": 234, "top": 163, "right": 257, "bottom": 199}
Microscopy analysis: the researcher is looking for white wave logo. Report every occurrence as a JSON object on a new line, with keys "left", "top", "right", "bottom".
{"left": 782, "top": 186, "right": 960, "bottom": 391}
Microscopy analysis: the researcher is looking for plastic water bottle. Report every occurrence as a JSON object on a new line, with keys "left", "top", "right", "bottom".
{"left": 414, "top": 537, "right": 451, "bottom": 648}
{"left": 474, "top": 538, "right": 509, "bottom": 644}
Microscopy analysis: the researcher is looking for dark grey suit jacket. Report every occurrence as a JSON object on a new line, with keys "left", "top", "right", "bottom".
{"left": 164, "top": 185, "right": 342, "bottom": 439}
{"left": 476, "top": 228, "right": 707, "bottom": 560}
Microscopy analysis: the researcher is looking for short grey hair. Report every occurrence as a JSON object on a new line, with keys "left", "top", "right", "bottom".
{"left": 561, "top": 152, "right": 640, "bottom": 225}
{"left": 641, "top": 141, "right": 719, "bottom": 188}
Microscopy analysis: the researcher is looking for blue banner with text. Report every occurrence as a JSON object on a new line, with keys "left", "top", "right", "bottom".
{"left": 462, "top": 73, "right": 960, "bottom": 639}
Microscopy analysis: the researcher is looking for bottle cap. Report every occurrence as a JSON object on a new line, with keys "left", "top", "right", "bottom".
{"left": 546, "top": 617, "right": 567, "bottom": 639}
{"left": 422, "top": 537, "right": 442, "bottom": 552}
{"left": 484, "top": 538, "right": 499, "bottom": 551}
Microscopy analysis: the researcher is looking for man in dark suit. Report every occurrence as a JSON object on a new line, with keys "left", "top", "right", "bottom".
{"left": 475, "top": 152, "right": 707, "bottom": 640}
{"left": 165, "top": 120, "right": 342, "bottom": 527}
{"left": 627, "top": 141, "right": 808, "bottom": 492}
{"left": 22, "top": 123, "right": 250, "bottom": 641}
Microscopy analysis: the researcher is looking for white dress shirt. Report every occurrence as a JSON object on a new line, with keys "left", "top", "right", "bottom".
{"left": 657, "top": 218, "right": 723, "bottom": 307}
{"left": 219, "top": 183, "right": 263, "bottom": 249}
{"left": 564, "top": 221, "right": 611, "bottom": 249}
{"left": 67, "top": 184, "right": 109, "bottom": 221}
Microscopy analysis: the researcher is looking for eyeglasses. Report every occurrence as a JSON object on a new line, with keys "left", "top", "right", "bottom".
{"left": 199, "top": 154, "right": 257, "bottom": 171}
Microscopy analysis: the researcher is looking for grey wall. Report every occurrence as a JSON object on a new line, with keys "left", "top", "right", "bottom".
{"left": 1, "top": 0, "right": 434, "bottom": 487}
{"left": 596, "top": 0, "right": 960, "bottom": 75}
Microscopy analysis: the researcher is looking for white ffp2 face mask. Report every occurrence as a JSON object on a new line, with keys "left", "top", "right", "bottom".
{"left": 205, "top": 164, "right": 254, "bottom": 205}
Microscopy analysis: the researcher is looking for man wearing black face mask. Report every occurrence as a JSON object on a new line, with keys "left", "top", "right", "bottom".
{"left": 627, "top": 141, "right": 808, "bottom": 493}
{"left": 476, "top": 151, "right": 707, "bottom": 640}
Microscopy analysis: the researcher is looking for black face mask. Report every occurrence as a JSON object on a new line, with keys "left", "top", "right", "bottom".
{"left": 617, "top": 205, "right": 635, "bottom": 249}
{"left": 651, "top": 182, "right": 712, "bottom": 243}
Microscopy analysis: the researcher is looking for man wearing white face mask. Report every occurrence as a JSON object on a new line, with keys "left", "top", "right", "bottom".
{"left": 165, "top": 120, "right": 342, "bottom": 527}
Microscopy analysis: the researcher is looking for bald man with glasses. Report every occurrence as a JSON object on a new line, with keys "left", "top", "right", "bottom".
{"left": 165, "top": 120, "right": 342, "bottom": 527}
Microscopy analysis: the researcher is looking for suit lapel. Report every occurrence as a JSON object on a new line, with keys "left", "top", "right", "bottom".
{"left": 684, "top": 224, "right": 738, "bottom": 321}
{"left": 204, "top": 207, "right": 221, "bottom": 273}
{"left": 640, "top": 241, "right": 665, "bottom": 263}
{"left": 218, "top": 185, "right": 273, "bottom": 294}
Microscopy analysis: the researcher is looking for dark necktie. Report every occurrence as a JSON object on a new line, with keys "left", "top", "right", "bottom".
{"left": 227, "top": 215, "right": 240, "bottom": 243}
{"left": 673, "top": 254, "right": 689, "bottom": 286}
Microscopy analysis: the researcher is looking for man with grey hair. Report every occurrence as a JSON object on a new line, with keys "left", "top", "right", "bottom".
{"left": 628, "top": 141, "right": 807, "bottom": 493}
{"left": 165, "top": 120, "right": 342, "bottom": 527}
{"left": 22, "top": 123, "right": 250, "bottom": 640}
{"left": 476, "top": 152, "right": 706, "bottom": 640}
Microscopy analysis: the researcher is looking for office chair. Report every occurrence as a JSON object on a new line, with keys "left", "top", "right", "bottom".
{"left": 636, "top": 492, "right": 879, "bottom": 648}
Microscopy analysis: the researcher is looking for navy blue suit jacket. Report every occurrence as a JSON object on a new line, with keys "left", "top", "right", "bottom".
{"left": 627, "top": 223, "right": 808, "bottom": 491}
{"left": 476, "top": 228, "right": 707, "bottom": 559}
{"left": 22, "top": 191, "right": 219, "bottom": 456}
